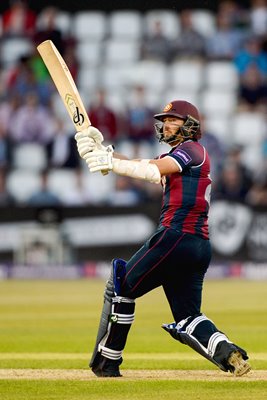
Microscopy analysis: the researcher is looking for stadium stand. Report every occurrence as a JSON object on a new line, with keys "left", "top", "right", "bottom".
{"left": 0, "top": 3, "right": 266, "bottom": 206}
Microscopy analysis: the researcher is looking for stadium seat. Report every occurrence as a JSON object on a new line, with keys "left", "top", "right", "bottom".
{"left": 100, "top": 63, "right": 136, "bottom": 89}
{"left": 82, "top": 168, "right": 116, "bottom": 204}
{"left": 77, "top": 66, "right": 99, "bottom": 92}
{"left": 104, "top": 38, "right": 140, "bottom": 64}
{"left": 204, "top": 116, "right": 231, "bottom": 142}
{"left": 205, "top": 61, "right": 239, "bottom": 90}
{"left": 144, "top": 9, "right": 180, "bottom": 38}
{"left": 162, "top": 89, "right": 200, "bottom": 109}
{"left": 55, "top": 11, "right": 72, "bottom": 37}
{"left": 232, "top": 112, "right": 267, "bottom": 145}
{"left": 75, "top": 41, "right": 103, "bottom": 67}
{"left": 241, "top": 143, "right": 263, "bottom": 174}
{"left": 36, "top": 9, "right": 72, "bottom": 37}
{"left": 132, "top": 60, "right": 168, "bottom": 91}
{"left": 105, "top": 88, "right": 128, "bottom": 113}
{"left": 47, "top": 169, "right": 80, "bottom": 202}
{"left": 12, "top": 143, "right": 47, "bottom": 171}
{"left": 109, "top": 10, "right": 143, "bottom": 39}
{"left": 201, "top": 89, "right": 237, "bottom": 117}
{"left": 0, "top": 37, "right": 33, "bottom": 67}
{"left": 72, "top": 11, "right": 107, "bottom": 41}
{"left": 143, "top": 88, "right": 163, "bottom": 110}
{"left": 191, "top": 9, "right": 216, "bottom": 37}
{"left": 169, "top": 60, "right": 205, "bottom": 92}
{"left": 6, "top": 170, "right": 41, "bottom": 203}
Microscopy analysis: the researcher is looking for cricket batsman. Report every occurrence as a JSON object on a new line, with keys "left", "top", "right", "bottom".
{"left": 75, "top": 100, "right": 251, "bottom": 378}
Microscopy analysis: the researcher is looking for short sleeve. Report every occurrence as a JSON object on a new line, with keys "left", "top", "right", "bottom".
{"left": 167, "top": 142, "right": 204, "bottom": 171}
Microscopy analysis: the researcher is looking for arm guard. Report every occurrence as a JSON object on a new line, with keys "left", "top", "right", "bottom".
{"left": 112, "top": 158, "right": 161, "bottom": 184}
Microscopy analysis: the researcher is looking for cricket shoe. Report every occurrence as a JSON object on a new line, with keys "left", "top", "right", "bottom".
{"left": 91, "top": 354, "right": 122, "bottom": 378}
{"left": 227, "top": 350, "right": 251, "bottom": 377}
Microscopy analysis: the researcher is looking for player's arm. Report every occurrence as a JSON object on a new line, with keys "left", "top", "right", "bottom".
{"left": 150, "top": 157, "right": 182, "bottom": 175}
{"left": 85, "top": 147, "right": 183, "bottom": 184}
{"left": 75, "top": 126, "right": 181, "bottom": 183}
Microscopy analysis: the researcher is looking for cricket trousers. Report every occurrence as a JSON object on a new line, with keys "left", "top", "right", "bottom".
{"left": 121, "top": 226, "right": 211, "bottom": 319}
{"left": 103, "top": 227, "right": 211, "bottom": 354}
{"left": 98, "top": 227, "right": 250, "bottom": 374}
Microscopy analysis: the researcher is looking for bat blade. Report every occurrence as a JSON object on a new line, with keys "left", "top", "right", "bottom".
{"left": 37, "top": 40, "right": 90, "bottom": 131}
{"left": 37, "top": 40, "right": 108, "bottom": 176}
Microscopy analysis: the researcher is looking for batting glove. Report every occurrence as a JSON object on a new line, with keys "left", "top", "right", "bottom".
{"left": 85, "top": 147, "right": 114, "bottom": 173}
{"left": 75, "top": 126, "right": 108, "bottom": 159}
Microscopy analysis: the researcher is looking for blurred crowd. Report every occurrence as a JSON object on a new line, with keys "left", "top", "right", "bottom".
{"left": 0, "top": 0, "right": 267, "bottom": 207}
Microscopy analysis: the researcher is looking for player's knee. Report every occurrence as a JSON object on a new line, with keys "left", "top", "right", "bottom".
{"left": 112, "top": 258, "right": 135, "bottom": 299}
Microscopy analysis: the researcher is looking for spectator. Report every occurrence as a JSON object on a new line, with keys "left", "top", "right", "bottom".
{"left": 60, "top": 169, "right": 92, "bottom": 206}
{"left": 88, "top": 88, "right": 118, "bottom": 143}
{"left": 141, "top": 20, "right": 172, "bottom": 63}
{"left": 234, "top": 36, "right": 267, "bottom": 76}
{"left": 199, "top": 115, "right": 226, "bottom": 182}
{"left": 9, "top": 92, "right": 55, "bottom": 144}
{"left": 61, "top": 42, "right": 79, "bottom": 82}
{"left": 172, "top": 9, "right": 206, "bottom": 60}
{"left": 0, "top": 94, "right": 21, "bottom": 167}
{"left": 246, "top": 174, "right": 267, "bottom": 206}
{"left": 6, "top": 55, "right": 52, "bottom": 105}
{"left": 125, "top": 85, "right": 155, "bottom": 145}
{"left": 0, "top": 168, "right": 15, "bottom": 206}
{"left": 27, "top": 169, "right": 61, "bottom": 206}
{"left": 227, "top": 145, "right": 253, "bottom": 191}
{"left": 238, "top": 64, "right": 267, "bottom": 110}
{"left": 218, "top": 1, "right": 250, "bottom": 30}
{"left": 213, "top": 162, "right": 251, "bottom": 202}
{"left": 205, "top": 10, "right": 244, "bottom": 60}
{"left": 33, "top": 6, "right": 65, "bottom": 54}
{"left": 214, "top": 145, "right": 253, "bottom": 201}
{"left": 45, "top": 118, "right": 81, "bottom": 169}
{"left": 108, "top": 176, "right": 143, "bottom": 206}
{"left": 2, "top": 0, "right": 36, "bottom": 37}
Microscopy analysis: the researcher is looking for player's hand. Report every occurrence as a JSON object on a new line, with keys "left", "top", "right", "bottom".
{"left": 75, "top": 136, "right": 95, "bottom": 158}
{"left": 84, "top": 146, "right": 114, "bottom": 173}
{"left": 75, "top": 126, "right": 104, "bottom": 143}
{"left": 75, "top": 126, "right": 105, "bottom": 159}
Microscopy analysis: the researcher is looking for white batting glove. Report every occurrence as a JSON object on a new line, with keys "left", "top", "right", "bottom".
{"left": 75, "top": 126, "right": 104, "bottom": 143}
{"left": 84, "top": 147, "right": 114, "bottom": 173}
{"left": 76, "top": 136, "right": 97, "bottom": 158}
{"left": 75, "top": 126, "right": 106, "bottom": 159}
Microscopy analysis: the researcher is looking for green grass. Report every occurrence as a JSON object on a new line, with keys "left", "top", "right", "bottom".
{"left": 0, "top": 279, "right": 266, "bottom": 399}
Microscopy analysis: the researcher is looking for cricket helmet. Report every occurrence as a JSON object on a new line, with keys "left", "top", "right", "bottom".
{"left": 154, "top": 100, "right": 201, "bottom": 144}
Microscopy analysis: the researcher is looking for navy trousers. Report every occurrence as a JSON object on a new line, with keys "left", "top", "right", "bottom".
{"left": 120, "top": 227, "right": 211, "bottom": 322}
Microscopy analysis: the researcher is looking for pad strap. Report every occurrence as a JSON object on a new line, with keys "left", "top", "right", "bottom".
{"left": 99, "top": 346, "right": 122, "bottom": 360}
{"left": 110, "top": 312, "right": 135, "bottom": 324}
{"left": 208, "top": 332, "right": 231, "bottom": 357}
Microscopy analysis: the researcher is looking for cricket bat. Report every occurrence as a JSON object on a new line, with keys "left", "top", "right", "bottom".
{"left": 37, "top": 39, "right": 107, "bottom": 174}
{"left": 37, "top": 40, "right": 89, "bottom": 131}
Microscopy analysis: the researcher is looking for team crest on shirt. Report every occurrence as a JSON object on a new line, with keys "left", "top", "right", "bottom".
{"left": 163, "top": 103, "right": 172, "bottom": 112}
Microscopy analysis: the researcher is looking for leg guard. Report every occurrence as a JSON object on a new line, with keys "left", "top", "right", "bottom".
{"left": 90, "top": 258, "right": 135, "bottom": 370}
{"left": 162, "top": 314, "right": 249, "bottom": 372}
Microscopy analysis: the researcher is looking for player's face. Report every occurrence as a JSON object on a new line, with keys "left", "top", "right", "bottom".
{"left": 162, "top": 117, "right": 184, "bottom": 141}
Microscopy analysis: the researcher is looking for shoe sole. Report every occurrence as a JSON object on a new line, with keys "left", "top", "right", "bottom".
{"left": 92, "top": 368, "right": 122, "bottom": 378}
{"left": 228, "top": 350, "right": 251, "bottom": 376}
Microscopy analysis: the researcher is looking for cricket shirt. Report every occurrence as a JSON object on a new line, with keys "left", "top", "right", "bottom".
{"left": 159, "top": 140, "right": 211, "bottom": 239}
